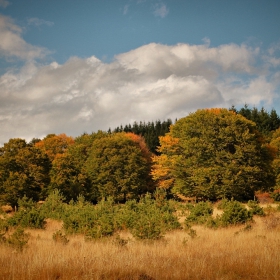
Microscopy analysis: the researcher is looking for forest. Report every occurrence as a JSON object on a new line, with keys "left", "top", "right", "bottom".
{"left": 1, "top": 105, "right": 280, "bottom": 279}
{"left": 0, "top": 105, "right": 280, "bottom": 207}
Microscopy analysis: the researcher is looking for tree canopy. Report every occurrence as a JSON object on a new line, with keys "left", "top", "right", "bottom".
{"left": 85, "top": 132, "right": 153, "bottom": 202}
{"left": 0, "top": 139, "right": 51, "bottom": 206}
{"left": 112, "top": 119, "right": 172, "bottom": 154}
{"left": 152, "top": 108, "right": 275, "bottom": 201}
{"left": 270, "top": 128, "right": 280, "bottom": 189}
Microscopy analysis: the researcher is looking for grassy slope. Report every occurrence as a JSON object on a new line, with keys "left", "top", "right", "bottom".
{"left": 0, "top": 207, "right": 280, "bottom": 280}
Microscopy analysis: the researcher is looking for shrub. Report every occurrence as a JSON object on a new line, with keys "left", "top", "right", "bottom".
{"left": 0, "top": 219, "right": 8, "bottom": 243}
{"left": 40, "top": 189, "right": 67, "bottom": 220}
{"left": 247, "top": 200, "right": 265, "bottom": 216}
{"left": 270, "top": 190, "right": 280, "bottom": 202}
{"left": 7, "top": 207, "right": 46, "bottom": 229}
{"left": 63, "top": 197, "right": 117, "bottom": 239}
{"left": 128, "top": 194, "right": 180, "bottom": 240}
{"left": 219, "top": 201, "right": 253, "bottom": 226}
{"left": 185, "top": 202, "right": 214, "bottom": 226}
{"left": 52, "top": 230, "right": 69, "bottom": 245}
{"left": 6, "top": 227, "right": 30, "bottom": 252}
{"left": 217, "top": 199, "right": 230, "bottom": 210}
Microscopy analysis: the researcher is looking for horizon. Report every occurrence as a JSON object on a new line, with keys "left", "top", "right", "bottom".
{"left": 0, "top": 0, "right": 280, "bottom": 145}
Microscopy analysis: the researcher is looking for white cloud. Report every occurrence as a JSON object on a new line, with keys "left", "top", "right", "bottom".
{"left": 0, "top": 15, "right": 50, "bottom": 61}
{"left": 153, "top": 3, "right": 169, "bottom": 18}
{"left": 0, "top": 42, "right": 279, "bottom": 145}
{"left": 0, "top": 0, "right": 9, "bottom": 8}
{"left": 27, "top": 17, "right": 54, "bottom": 27}
{"left": 123, "top": 4, "right": 129, "bottom": 15}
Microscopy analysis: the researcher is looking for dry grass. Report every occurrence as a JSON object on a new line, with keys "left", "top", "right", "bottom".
{"left": 0, "top": 213, "right": 280, "bottom": 280}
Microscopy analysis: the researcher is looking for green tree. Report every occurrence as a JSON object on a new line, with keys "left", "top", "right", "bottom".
{"left": 270, "top": 128, "right": 280, "bottom": 189}
{"left": 232, "top": 105, "right": 280, "bottom": 138}
{"left": 49, "top": 132, "right": 107, "bottom": 202}
{"left": 0, "top": 139, "right": 50, "bottom": 206}
{"left": 152, "top": 109, "right": 275, "bottom": 201}
{"left": 85, "top": 133, "right": 152, "bottom": 202}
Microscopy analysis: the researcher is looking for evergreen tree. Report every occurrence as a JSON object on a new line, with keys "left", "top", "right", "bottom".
{"left": 112, "top": 119, "right": 172, "bottom": 154}
{"left": 232, "top": 105, "right": 280, "bottom": 137}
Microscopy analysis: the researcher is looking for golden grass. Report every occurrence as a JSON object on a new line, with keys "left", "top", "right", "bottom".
{"left": 0, "top": 213, "right": 280, "bottom": 280}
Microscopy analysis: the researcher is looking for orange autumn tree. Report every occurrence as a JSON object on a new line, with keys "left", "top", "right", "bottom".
{"left": 151, "top": 134, "right": 180, "bottom": 190}
{"left": 152, "top": 108, "right": 275, "bottom": 201}
{"left": 35, "top": 133, "right": 74, "bottom": 162}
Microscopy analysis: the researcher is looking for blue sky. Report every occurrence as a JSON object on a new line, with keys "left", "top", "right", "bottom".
{"left": 0, "top": 0, "right": 280, "bottom": 144}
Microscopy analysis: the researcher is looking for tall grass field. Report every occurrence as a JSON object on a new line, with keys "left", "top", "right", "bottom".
{"left": 0, "top": 203, "right": 280, "bottom": 280}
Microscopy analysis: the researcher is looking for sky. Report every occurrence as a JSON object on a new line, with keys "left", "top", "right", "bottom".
{"left": 0, "top": 0, "right": 280, "bottom": 145}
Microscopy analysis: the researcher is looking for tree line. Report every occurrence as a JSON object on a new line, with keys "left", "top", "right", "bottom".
{"left": 0, "top": 105, "right": 280, "bottom": 206}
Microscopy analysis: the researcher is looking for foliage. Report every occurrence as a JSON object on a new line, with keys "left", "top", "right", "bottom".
{"left": 270, "top": 128, "right": 280, "bottom": 189}
{"left": 231, "top": 105, "right": 280, "bottom": 137}
{"left": 39, "top": 189, "right": 67, "bottom": 220}
{"left": 219, "top": 200, "right": 253, "bottom": 226}
{"left": 48, "top": 132, "right": 106, "bottom": 203}
{"left": 6, "top": 227, "right": 30, "bottom": 252}
{"left": 7, "top": 197, "right": 46, "bottom": 229}
{"left": 185, "top": 202, "right": 215, "bottom": 226}
{"left": 52, "top": 230, "right": 69, "bottom": 245}
{"left": 0, "top": 219, "right": 8, "bottom": 243}
{"left": 35, "top": 133, "right": 74, "bottom": 162}
{"left": 112, "top": 119, "right": 173, "bottom": 154}
{"left": 62, "top": 197, "right": 118, "bottom": 239}
{"left": 247, "top": 200, "right": 265, "bottom": 216}
{"left": 152, "top": 108, "right": 275, "bottom": 201}
{"left": 124, "top": 193, "right": 180, "bottom": 240}
{"left": 270, "top": 190, "right": 280, "bottom": 202}
{"left": 85, "top": 132, "right": 152, "bottom": 202}
{"left": 0, "top": 138, "right": 51, "bottom": 206}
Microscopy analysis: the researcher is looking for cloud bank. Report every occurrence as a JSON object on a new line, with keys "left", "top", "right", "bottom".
{"left": 0, "top": 15, "right": 50, "bottom": 61}
{"left": 0, "top": 15, "right": 279, "bottom": 145}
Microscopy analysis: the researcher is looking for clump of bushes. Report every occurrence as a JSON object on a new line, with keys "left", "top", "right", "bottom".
{"left": 218, "top": 200, "right": 253, "bottom": 226}
{"left": 0, "top": 222, "right": 30, "bottom": 252}
{"left": 247, "top": 200, "right": 265, "bottom": 216}
{"left": 185, "top": 202, "right": 216, "bottom": 228}
{"left": 62, "top": 191, "right": 180, "bottom": 240}
{"left": 7, "top": 196, "right": 46, "bottom": 229}
{"left": 6, "top": 227, "right": 30, "bottom": 252}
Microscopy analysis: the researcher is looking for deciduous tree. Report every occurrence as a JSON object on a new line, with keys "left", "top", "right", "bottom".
{"left": 152, "top": 109, "right": 275, "bottom": 201}
{"left": 85, "top": 133, "right": 152, "bottom": 202}
{"left": 0, "top": 139, "right": 50, "bottom": 206}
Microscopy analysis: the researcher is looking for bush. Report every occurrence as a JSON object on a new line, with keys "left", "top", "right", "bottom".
{"left": 270, "top": 190, "right": 280, "bottom": 202}
{"left": 185, "top": 202, "right": 214, "bottom": 226}
{"left": 53, "top": 230, "right": 69, "bottom": 245}
{"left": 128, "top": 194, "right": 180, "bottom": 240}
{"left": 63, "top": 197, "right": 117, "bottom": 239}
{"left": 247, "top": 200, "right": 265, "bottom": 216}
{"left": 219, "top": 201, "right": 253, "bottom": 226}
{"left": 40, "top": 189, "right": 67, "bottom": 220}
{"left": 0, "top": 219, "right": 8, "bottom": 243}
{"left": 6, "top": 227, "right": 30, "bottom": 252}
{"left": 7, "top": 207, "right": 46, "bottom": 229}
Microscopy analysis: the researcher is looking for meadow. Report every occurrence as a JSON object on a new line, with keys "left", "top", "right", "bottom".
{"left": 0, "top": 203, "right": 280, "bottom": 280}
